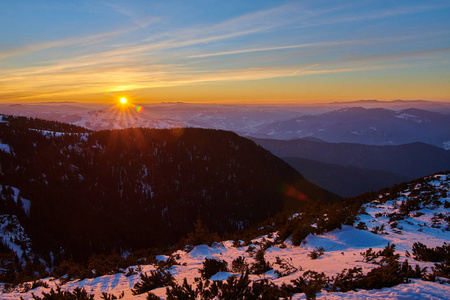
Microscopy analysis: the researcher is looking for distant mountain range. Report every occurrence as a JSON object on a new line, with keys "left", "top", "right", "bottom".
{"left": 251, "top": 137, "right": 450, "bottom": 197}
{"left": 249, "top": 107, "right": 450, "bottom": 148}
{"left": 1, "top": 101, "right": 449, "bottom": 148}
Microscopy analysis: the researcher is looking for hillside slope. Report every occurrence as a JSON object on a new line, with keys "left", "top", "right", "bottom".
{"left": 283, "top": 157, "right": 409, "bottom": 197}
{"left": 1, "top": 173, "right": 449, "bottom": 299}
{"left": 0, "top": 115, "right": 336, "bottom": 263}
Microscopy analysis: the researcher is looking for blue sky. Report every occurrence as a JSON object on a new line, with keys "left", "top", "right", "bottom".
{"left": 0, "top": 0, "right": 449, "bottom": 103}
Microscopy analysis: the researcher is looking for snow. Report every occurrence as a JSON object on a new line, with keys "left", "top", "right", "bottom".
{"left": 0, "top": 185, "right": 31, "bottom": 216}
{"left": 28, "top": 129, "right": 91, "bottom": 144}
{"left": 188, "top": 244, "right": 227, "bottom": 260}
{"left": 1, "top": 173, "right": 449, "bottom": 299}
{"left": 0, "top": 215, "right": 33, "bottom": 260}
{"left": 10, "top": 186, "right": 31, "bottom": 216}
{"left": 209, "top": 271, "right": 234, "bottom": 281}
{"left": 304, "top": 226, "right": 389, "bottom": 251}
{"left": 29, "top": 129, "right": 91, "bottom": 139}
{"left": 0, "top": 141, "right": 11, "bottom": 153}
{"left": 294, "top": 279, "right": 449, "bottom": 299}
{"left": 443, "top": 141, "right": 450, "bottom": 150}
{"left": 155, "top": 255, "right": 169, "bottom": 261}
{"left": 395, "top": 113, "right": 425, "bottom": 123}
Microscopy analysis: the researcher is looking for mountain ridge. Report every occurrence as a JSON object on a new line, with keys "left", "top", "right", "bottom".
{"left": 0, "top": 115, "right": 337, "bottom": 263}
{"left": 282, "top": 156, "right": 409, "bottom": 197}
{"left": 250, "top": 137, "right": 450, "bottom": 180}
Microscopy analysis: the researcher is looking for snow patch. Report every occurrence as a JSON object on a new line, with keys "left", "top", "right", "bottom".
{"left": 209, "top": 272, "right": 234, "bottom": 281}
{"left": 188, "top": 244, "right": 226, "bottom": 260}
{"left": 156, "top": 255, "right": 169, "bottom": 261}
{"left": 300, "top": 279, "right": 449, "bottom": 300}
{"left": 0, "top": 142, "right": 10, "bottom": 153}
{"left": 304, "top": 226, "right": 388, "bottom": 251}
{"left": 395, "top": 113, "right": 427, "bottom": 123}
{"left": 0, "top": 215, "right": 33, "bottom": 260}
{"left": 443, "top": 141, "right": 450, "bottom": 150}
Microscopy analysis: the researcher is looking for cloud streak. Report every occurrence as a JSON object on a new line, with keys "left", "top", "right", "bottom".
{"left": 1, "top": 47, "right": 447, "bottom": 101}
{"left": 187, "top": 36, "right": 415, "bottom": 59}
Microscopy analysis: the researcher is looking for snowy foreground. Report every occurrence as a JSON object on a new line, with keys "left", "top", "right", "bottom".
{"left": 2, "top": 174, "right": 450, "bottom": 299}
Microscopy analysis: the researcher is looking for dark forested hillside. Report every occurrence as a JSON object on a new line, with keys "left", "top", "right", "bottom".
{"left": 283, "top": 157, "right": 409, "bottom": 197}
{"left": 0, "top": 115, "right": 336, "bottom": 263}
{"left": 250, "top": 137, "right": 450, "bottom": 180}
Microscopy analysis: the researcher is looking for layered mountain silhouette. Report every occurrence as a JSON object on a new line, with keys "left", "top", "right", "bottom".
{"left": 282, "top": 157, "right": 409, "bottom": 197}
{"left": 251, "top": 137, "right": 450, "bottom": 197}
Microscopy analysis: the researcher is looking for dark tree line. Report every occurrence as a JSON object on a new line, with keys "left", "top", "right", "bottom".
{"left": 0, "top": 115, "right": 336, "bottom": 265}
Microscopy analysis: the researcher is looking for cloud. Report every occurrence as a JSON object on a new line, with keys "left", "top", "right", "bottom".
{"left": 293, "top": 2, "right": 450, "bottom": 28}
{"left": 1, "top": 53, "right": 446, "bottom": 101}
{"left": 187, "top": 35, "right": 415, "bottom": 59}
{"left": 101, "top": 2, "right": 160, "bottom": 28}
{"left": 0, "top": 20, "right": 157, "bottom": 61}
{"left": 340, "top": 47, "right": 450, "bottom": 64}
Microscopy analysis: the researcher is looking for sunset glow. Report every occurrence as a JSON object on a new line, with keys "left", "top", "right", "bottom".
{"left": 0, "top": 1, "right": 449, "bottom": 104}
{"left": 120, "top": 98, "right": 127, "bottom": 104}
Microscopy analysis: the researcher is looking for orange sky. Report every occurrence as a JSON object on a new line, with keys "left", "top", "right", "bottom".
{"left": 1, "top": 1, "right": 449, "bottom": 104}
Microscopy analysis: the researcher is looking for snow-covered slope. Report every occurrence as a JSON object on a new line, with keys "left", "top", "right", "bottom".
{"left": 0, "top": 215, "right": 32, "bottom": 261}
{"left": 0, "top": 184, "right": 33, "bottom": 261}
{"left": 1, "top": 173, "right": 449, "bottom": 299}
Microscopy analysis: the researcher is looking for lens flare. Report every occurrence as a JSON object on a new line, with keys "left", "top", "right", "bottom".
{"left": 134, "top": 105, "right": 143, "bottom": 113}
{"left": 281, "top": 183, "right": 308, "bottom": 201}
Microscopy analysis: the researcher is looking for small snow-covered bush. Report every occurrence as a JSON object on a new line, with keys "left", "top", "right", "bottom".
{"left": 356, "top": 221, "right": 368, "bottom": 230}
{"left": 31, "top": 286, "right": 94, "bottom": 300}
{"left": 124, "top": 267, "right": 137, "bottom": 277}
{"left": 308, "top": 247, "right": 325, "bottom": 260}
{"left": 167, "top": 271, "right": 292, "bottom": 299}
{"left": 231, "top": 256, "right": 248, "bottom": 273}
{"left": 360, "top": 248, "right": 380, "bottom": 263}
{"left": 132, "top": 270, "right": 175, "bottom": 295}
{"left": 274, "top": 257, "right": 300, "bottom": 277}
{"left": 412, "top": 242, "right": 450, "bottom": 262}
{"left": 156, "top": 256, "right": 180, "bottom": 271}
{"left": 165, "top": 278, "right": 198, "bottom": 299}
{"left": 250, "top": 247, "right": 272, "bottom": 275}
{"left": 331, "top": 267, "right": 364, "bottom": 292}
{"left": 198, "top": 258, "right": 228, "bottom": 279}
{"left": 291, "top": 270, "right": 329, "bottom": 300}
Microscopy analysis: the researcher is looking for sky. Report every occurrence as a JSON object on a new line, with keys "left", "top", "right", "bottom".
{"left": 0, "top": 0, "right": 449, "bottom": 104}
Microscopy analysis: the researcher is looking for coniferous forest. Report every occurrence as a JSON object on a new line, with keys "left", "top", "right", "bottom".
{"left": 0, "top": 115, "right": 337, "bottom": 264}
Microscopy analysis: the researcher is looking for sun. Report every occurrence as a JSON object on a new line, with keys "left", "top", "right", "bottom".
{"left": 120, "top": 97, "right": 127, "bottom": 104}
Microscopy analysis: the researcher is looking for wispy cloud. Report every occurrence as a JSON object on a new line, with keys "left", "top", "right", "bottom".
{"left": 1, "top": 47, "right": 446, "bottom": 101}
{"left": 101, "top": 2, "right": 160, "bottom": 28}
{"left": 293, "top": 2, "right": 450, "bottom": 28}
{"left": 0, "top": 26, "right": 146, "bottom": 60}
{"left": 340, "top": 47, "right": 450, "bottom": 65}
{"left": 187, "top": 35, "right": 414, "bottom": 59}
